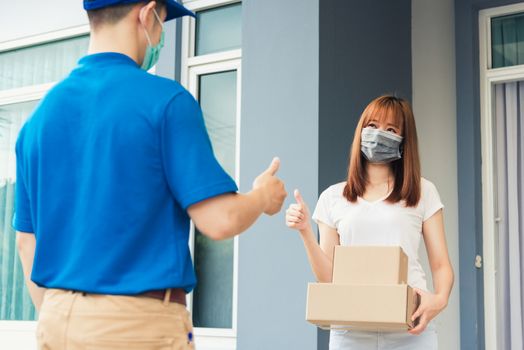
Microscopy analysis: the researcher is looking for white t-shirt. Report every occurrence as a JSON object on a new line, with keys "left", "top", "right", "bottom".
{"left": 312, "top": 178, "right": 444, "bottom": 291}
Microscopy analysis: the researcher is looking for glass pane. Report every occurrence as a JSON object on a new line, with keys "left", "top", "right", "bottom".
{"left": 0, "top": 100, "right": 39, "bottom": 320}
{"left": 195, "top": 3, "right": 242, "bottom": 56}
{"left": 198, "top": 70, "right": 237, "bottom": 176}
{"left": 491, "top": 12, "right": 524, "bottom": 68}
{"left": 0, "top": 35, "right": 89, "bottom": 91}
{"left": 192, "top": 70, "right": 237, "bottom": 329}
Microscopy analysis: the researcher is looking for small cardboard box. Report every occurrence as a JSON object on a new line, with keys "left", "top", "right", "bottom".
{"left": 332, "top": 246, "right": 408, "bottom": 285}
{"left": 306, "top": 283, "right": 419, "bottom": 331}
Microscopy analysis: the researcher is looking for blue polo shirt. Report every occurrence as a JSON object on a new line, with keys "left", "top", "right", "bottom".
{"left": 13, "top": 52, "right": 238, "bottom": 294}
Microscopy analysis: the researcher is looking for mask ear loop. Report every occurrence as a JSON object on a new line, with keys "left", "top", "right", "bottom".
{"left": 152, "top": 8, "right": 164, "bottom": 28}
{"left": 141, "top": 8, "right": 163, "bottom": 46}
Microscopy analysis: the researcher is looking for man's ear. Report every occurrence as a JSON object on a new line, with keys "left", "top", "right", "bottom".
{"left": 138, "top": 1, "right": 157, "bottom": 28}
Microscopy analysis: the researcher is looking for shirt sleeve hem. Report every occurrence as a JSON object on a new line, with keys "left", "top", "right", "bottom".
{"left": 12, "top": 218, "right": 34, "bottom": 233}
{"left": 180, "top": 180, "right": 238, "bottom": 210}
{"left": 311, "top": 214, "right": 336, "bottom": 229}
{"left": 423, "top": 203, "right": 444, "bottom": 222}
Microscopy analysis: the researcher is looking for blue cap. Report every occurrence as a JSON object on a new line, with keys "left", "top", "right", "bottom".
{"left": 84, "top": 0, "right": 195, "bottom": 21}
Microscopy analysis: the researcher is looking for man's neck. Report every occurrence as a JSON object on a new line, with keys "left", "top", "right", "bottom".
{"left": 87, "top": 24, "right": 141, "bottom": 64}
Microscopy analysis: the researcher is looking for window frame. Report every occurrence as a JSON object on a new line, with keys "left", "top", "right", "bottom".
{"left": 479, "top": 4, "right": 524, "bottom": 350}
{"left": 0, "top": 24, "right": 90, "bottom": 106}
{"left": 0, "top": 24, "right": 90, "bottom": 345}
{"left": 180, "top": 1, "right": 241, "bottom": 349}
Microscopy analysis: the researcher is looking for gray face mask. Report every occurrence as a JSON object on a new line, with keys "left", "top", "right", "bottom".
{"left": 360, "top": 127, "right": 404, "bottom": 163}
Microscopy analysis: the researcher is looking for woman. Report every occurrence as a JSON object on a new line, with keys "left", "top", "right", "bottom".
{"left": 286, "top": 95, "right": 453, "bottom": 349}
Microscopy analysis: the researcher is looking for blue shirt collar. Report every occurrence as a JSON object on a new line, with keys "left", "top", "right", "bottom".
{"left": 78, "top": 52, "right": 139, "bottom": 68}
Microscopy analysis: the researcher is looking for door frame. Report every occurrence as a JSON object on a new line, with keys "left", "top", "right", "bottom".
{"left": 479, "top": 3, "right": 524, "bottom": 349}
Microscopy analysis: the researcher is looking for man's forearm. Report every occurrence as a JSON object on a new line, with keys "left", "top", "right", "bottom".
{"left": 217, "top": 189, "right": 267, "bottom": 239}
{"left": 16, "top": 232, "right": 46, "bottom": 312}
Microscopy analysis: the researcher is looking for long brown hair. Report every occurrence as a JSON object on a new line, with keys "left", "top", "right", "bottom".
{"left": 343, "top": 95, "right": 421, "bottom": 207}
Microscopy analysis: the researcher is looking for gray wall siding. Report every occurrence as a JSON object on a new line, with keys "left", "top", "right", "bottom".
{"left": 412, "top": 1, "right": 460, "bottom": 349}
{"left": 237, "top": 0, "right": 319, "bottom": 349}
{"left": 455, "top": 0, "right": 522, "bottom": 349}
{"left": 319, "top": 0, "right": 412, "bottom": 192}
{"left": 318, "top": 0, "right": 411, "bottom": 348}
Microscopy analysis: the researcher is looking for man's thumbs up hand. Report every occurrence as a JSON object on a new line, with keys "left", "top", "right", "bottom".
{"left": 253, "top": 157, "right": 287, "bottom": 215}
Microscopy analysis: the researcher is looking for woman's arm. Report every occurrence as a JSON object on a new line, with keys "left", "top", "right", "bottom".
{"left": 286, "top": 190, "right": 339, "bottom": 282}
{"left": 409, "top": 209, "right": 454, "bottom": 335}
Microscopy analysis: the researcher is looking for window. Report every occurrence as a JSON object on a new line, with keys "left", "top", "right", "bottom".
{"left": 181, "top": 0, "right": 241, "bottom": 348}
{"left": 0, "top": 35, "right": 89, "bottom": 90}
{"left": 491, "top": 12, "right": 524, "bottom": 68}
{"left": 195, "top": 3, "right": 241, "bottom": 56}
{"left": 0, "top": 27, "right": 89, "bottom": 338}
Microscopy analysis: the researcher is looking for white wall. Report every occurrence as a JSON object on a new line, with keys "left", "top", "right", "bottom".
{"left": 412, "top": 0, "right": 461, "bottom": 349}
{"left": 0, "top": 1, "right": 88, "bottom": 43}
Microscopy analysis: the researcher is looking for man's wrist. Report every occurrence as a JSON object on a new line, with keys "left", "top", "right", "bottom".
{"left": 250, "top": 187, "right": 269, "bottom": 214}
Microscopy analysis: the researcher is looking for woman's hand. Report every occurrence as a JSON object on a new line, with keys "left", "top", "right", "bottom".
{"left": 408, "top": 288, "right": 448, "bottom": 335}
{"left": 285, "top": 189, "right": 311, "bottom": 232}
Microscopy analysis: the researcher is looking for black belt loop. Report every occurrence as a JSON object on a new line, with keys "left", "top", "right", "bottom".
{"left": 71, "top": 290, "right": 87, "bottom": 296}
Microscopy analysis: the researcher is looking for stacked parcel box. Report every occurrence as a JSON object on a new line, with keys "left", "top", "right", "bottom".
{"left": 306, "top": 246, "right": 419, "bottom": 331}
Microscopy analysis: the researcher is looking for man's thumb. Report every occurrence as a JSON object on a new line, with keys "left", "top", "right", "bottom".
{"left": 265, "top": 157, "right": 280, "bottom": 176}
{"left": 294, "top": 189, "right": 305, "bottom": 205}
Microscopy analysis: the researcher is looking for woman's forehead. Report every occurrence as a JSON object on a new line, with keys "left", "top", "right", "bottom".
{"left": 366, "top": 105, "right": 402, "bottom": 127}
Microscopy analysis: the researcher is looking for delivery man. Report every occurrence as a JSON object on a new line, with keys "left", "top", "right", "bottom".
{"left": 13, "top": 1, "right": 287, "bottom": 349}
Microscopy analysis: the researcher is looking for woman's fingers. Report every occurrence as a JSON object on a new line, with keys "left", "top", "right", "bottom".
{"left": 411, "top": 303, "right": 424, "bottom": 321}
{"left": 285, "top": 196, "right": 310, "bottom": 230}
{"left": 289, "top": 203, "right": 304, "bottom": 212}
{"left": 411, "top": 288, "right": 426, "bottom": 321}
{"left": 287, "top": 215, "right": 302, "bottom": 223}
{"left": 286, "top": 207, "right": 304, "bottom": 218}
{"left": 408, "top": 315, "right": 428, "bottom": 335}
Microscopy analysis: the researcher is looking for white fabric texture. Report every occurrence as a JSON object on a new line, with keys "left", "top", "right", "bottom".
{"left": 329, "top": 323, "right": 438, "bottom": 350}
{"left": 312, "top": 178, "right": 444, "bottom": 291}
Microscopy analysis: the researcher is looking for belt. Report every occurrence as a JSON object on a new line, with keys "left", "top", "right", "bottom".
{"left": 70, "top": 288, "right": 187, "bottom": 306}
{"left": 141, "top": 288, "right": 187, "bottom": 306}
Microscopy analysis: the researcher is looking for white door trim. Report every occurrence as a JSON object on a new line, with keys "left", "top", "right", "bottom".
{"left": 479, "top": 4, "right": 524, "bottom": 349}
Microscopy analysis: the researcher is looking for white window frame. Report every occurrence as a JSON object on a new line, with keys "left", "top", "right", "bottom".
{"left": 180, "top": 1, "right": 241, "bottom": 349}
{"left": 479, "top": 4, "right": 524, "bottom": 350}
{"left": 0, "top": 25, "right": 90, "bottom": 346}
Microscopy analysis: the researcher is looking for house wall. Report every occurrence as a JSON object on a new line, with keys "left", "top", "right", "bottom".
{"left": 237, "top": 0, "right": 319, "bottom": 348}
{"left": 318, "top": 0, "right": 412, "bottom": 348}
{"left": 412, "top": 1, "right": 460, "bottom": 349}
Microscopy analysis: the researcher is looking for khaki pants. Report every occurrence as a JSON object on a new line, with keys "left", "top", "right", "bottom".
{"left": 37, "top": 289, "right": 195, "bottom": 350}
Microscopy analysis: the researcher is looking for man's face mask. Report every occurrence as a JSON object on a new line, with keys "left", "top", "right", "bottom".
{"left": 141, "top": 8, "right": 165, "bottom": 71}
{"left": 360, "top": 127, "right": 404, "bottom": 163}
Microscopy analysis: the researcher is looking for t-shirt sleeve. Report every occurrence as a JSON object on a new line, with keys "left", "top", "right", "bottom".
{"left": 312, "top": 188, "right": 336, "bottom": 229}
{"left": 422, "top": 179, "right": 444, "bottom": 222}
{"left": 161, "top": 91, "right": 238, "bottom": 210}
{"left": 12, "top": 140, "right": 34, "bottom": 233}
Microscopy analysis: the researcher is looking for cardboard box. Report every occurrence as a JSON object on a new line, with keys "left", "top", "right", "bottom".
{"left": 332, "top": 246, "right": 408, "bottom": 285}
{"left": 306, "top": 283, "right": 419, "bottom": 331}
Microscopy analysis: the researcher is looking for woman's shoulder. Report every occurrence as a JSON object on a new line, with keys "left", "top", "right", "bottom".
{"left": 319, "top": 181, "right": 346, "bottom": 200}
{"left": 419, "top": 177, "right": 442, "bottom": 206}
{"left": 420, "top": 177, "right": 439, "bottom": 193}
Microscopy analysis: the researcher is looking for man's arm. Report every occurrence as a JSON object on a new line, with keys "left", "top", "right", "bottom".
{"left": 16, "top": 232, "right": 46, "bottom": 312}
{"left": 188, "top": 158, "right": 287, "bottom": 240}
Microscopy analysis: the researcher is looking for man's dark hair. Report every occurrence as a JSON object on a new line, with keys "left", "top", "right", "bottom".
{"left": 87, "top": 1, "right": 165, "bottom": 29}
